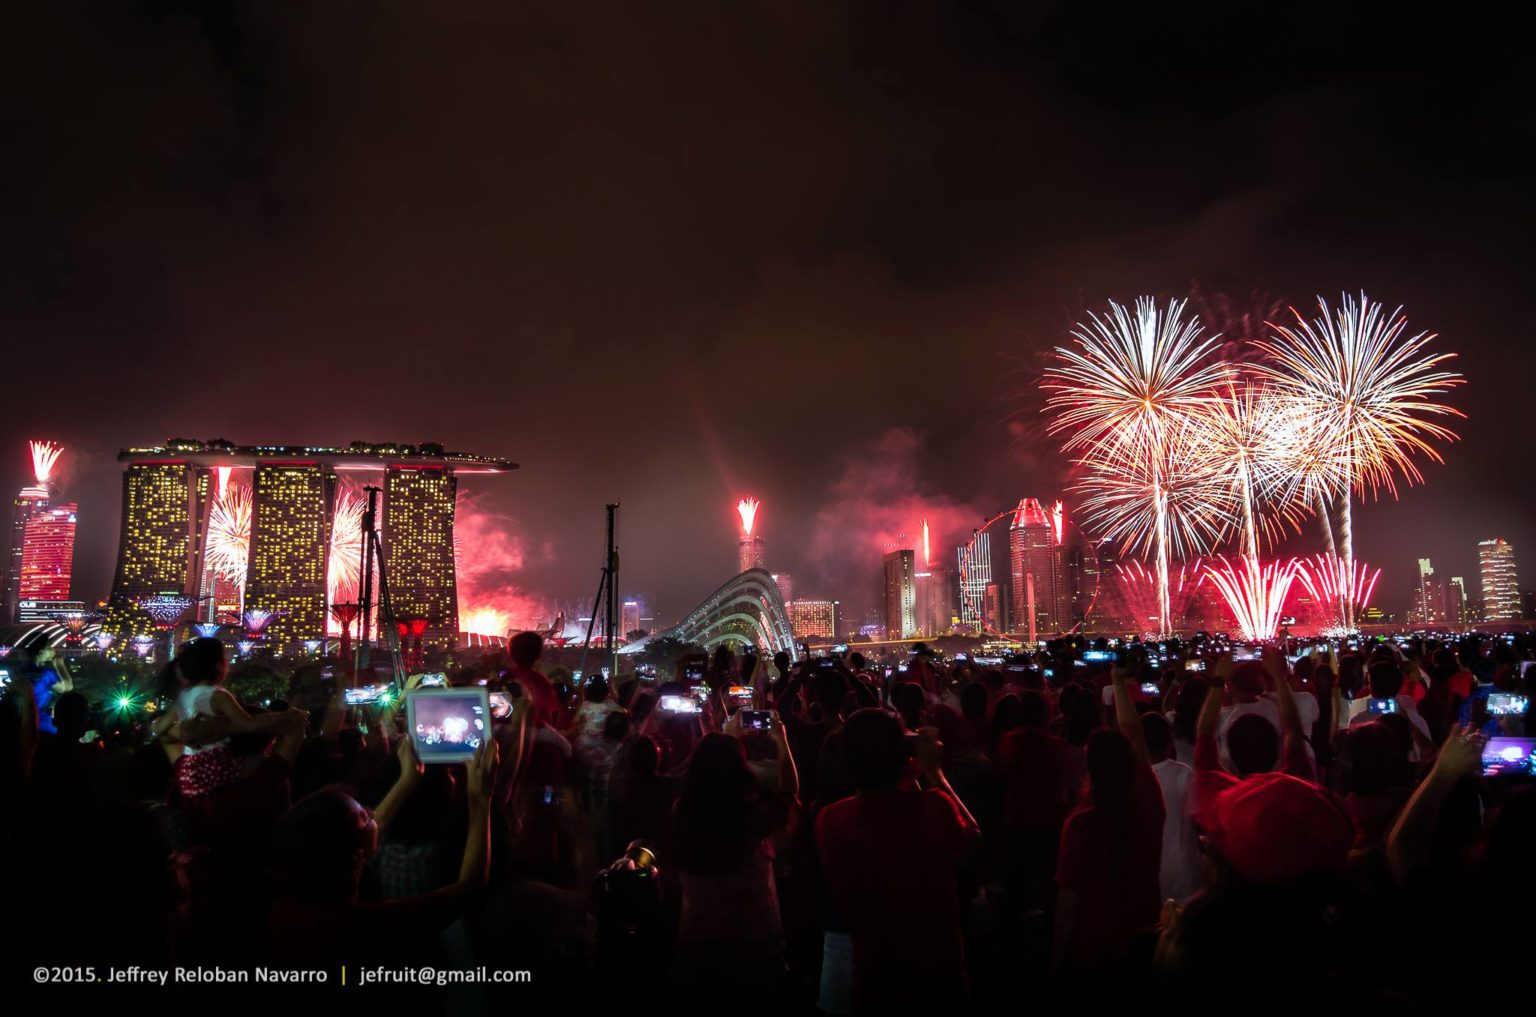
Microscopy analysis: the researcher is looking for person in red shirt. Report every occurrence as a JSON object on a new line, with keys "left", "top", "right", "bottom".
{"left": 1053, "top": 662, "right": 1165, "bottom": 978}
{"left": 815, "top": 708, "right": 981, "bottom": 1015}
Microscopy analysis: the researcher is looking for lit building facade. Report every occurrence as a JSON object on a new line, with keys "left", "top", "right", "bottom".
{"left": 621, "top": 599, "right": 643, "bottom": 638}
{"left": 789, "top": 598, "right": 838, "bottom": 640}
{"left": 384, "top": 466, "right": 459, "bottom": 649}
{"left": 246, "top": 464, "right": 334, "bottom": 652}
{"left": 882, "top": 549, "right": 916, "bottom": 640}
{"left": 1448, "top": 576, "right": 1467, "bottom": 626}
{"left": 772, "top": 572, "right": 793, "bottom": 605}
{"left": 958, "top": 532, "right": 992, "bottom": 628}
{"left": 1479, "top": 539, "right": 1520, "bottom": 622}
{"left": 739, "top": 534, "right": 766, "bottom": 573}
{"left": 914, "top": 567, "right": 955, "bottom": 637}
{"left": 18, "top": 503, "right": 77, "bottom": 601}
{"left": 1410, "top": 557, "right": 1450, "bottom": 626}
{"left": 107, "top": 441, "right": 516, "bottom": 651}
{"left": 104, "top": 462, "right": 201, "bottom": 638}
{"left": 1009, "top": 498, "right": 1058, "bottom": 640}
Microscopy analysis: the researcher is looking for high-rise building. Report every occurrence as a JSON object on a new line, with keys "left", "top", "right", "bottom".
{"left": 1448, "top": 576, "right": 1468, "bottom": 626}
{"left": 107, "top": 440, "right": 516, "bottom": 649}
{"left": 914, "top": 567, "right": 955, "bottom": 637}
{"left": 882, "top": 550, "right": 916, "bottom": 640}
{"left": 789, "top": 598, "right": 838, "bottom": 640}
{"left": 1009, "top": 498, "right": 1058, "bottom": 640}
{"left": 246, "top": 464, "right": 335, "bottom": 653}
{"left": 738, "top": 534, "right": 765, "bottom": 573}
{"left": 18, "top": 503, "right": 77, "bottom": 602}
{"left": 621, "top": 599, "right": 643, "bottom": 637}
{"left": 1410, "top": 557, "right": 1449, "bottom": 626}
{"left": 771, "top": 573, "right": 793, "bottom": 605}
{"left": 1478, "top": 539, "right": 1520, "bottom": 622}
{"left": 104, "top": 462, "right": 203, "bottom": 637}
{"left": 957, "top": 532, "right": 992, "bottom": 628}
{"left": 384, "top": 466, "right": 460, "bottom": 649}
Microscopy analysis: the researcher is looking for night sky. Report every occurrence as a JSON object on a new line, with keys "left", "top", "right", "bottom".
{"left": 4, "top": 3, "right": 1533, "bottom": 626}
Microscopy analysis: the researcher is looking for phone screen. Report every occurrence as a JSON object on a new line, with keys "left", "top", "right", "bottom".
{"left": 1185, "top": 660, "right": 1206, "bottom": 673}
{"left": 659, "top": 694, "right": 701, "bottom": 714}
{"left": 406, "top": 689, "right": 489, "bottom": 764}
{"left": 1140, "top": 682, "right": 1161, "bottom": 695}
{"left": 1482, "top": 737, "right": 1536, "bottom": 777}
{"left": 489, "top": 691, "right": 513, "bottom": 720}
{"left": 1487, "top": 693, "right": 1529, "bottom": 716}
{"left": 1367, "top": 697, "right": 1398, "bottom": 715}
{"left": 345, "top": 685, "right": 384, "bottom": 706}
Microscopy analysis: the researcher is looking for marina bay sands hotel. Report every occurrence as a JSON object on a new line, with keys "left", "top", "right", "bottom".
{"left": 104, "top": 439, "right": 516, "bottom": 652}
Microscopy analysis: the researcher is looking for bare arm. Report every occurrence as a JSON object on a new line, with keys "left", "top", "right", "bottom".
{"left": 209, "top": 688, "right": 298, "bottom": 734}
{"left": 1386, "top": 724, "right": 1483, "bottom": 883}
{"left": 768, "top": 712, "right": 800, "bottom": 799}
{"left": 373, "top": 736, "right": 424, "bottom": 834}
{"left": 1110, "top": 662, "right": 1149, "bottom": 766}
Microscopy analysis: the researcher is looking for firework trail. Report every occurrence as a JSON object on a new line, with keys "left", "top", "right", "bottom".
{"left": 921, "top": 519, "right": 931, "bottom": 568}
{"left": 205, "top": 485, "right": 252, "bottom": 588}
{"left": 328, "top": 491, "right": 365, "bottom": 606}
{"left": 29, "top": 440, "right": 63, "bottom": 487}
{"left": 1253, "top": 293, "right": 1463, "bottom": 629}
{"left": 1294, "top": 554, "right": 1381, "bottom": 637}
{"left": 737, "top": 497, "right": 760, "bottom": 537}
{"left": 214, "top": 465, "right": 234, "bottom": 500}
{"left": 1045, "top": 297, "right": 1233, "bottom": 635}
{"left": 1205, "top": 556, "right": 1301, "bottom": 641}
{"left": 1105, "top": 559, "right": 1209, "bottom": 635}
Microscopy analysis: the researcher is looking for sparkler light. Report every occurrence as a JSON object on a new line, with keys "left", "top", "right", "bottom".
{"left": 1253, "top": 293, "right": 1463, "bottom": 628}
{"left": 737, "top": 497, "right": 760, "bottom": 537}
{"left": 1203, "top": 556, "right": 1301, "bottom": 641}
{"left": 29, "top": 440, "right": 63, "bottom": 487}
{"left": 206, "top": 485, "right": 252, "bottom": 587}
{"left": 1045, "top": 297, "right": 1233, "bottom": 635}
{"left": 1295, "top": 554, "right": 1381, "bottom": 636}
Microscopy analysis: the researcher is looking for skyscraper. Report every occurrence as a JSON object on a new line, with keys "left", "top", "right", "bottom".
{"left": 882, "top": 549, "right": 916, "bottom": 640}
{"left": 1411, "top": 558, "right": 1448, "bottom": 625}
{"left": 772, "top": 572, "right": 793, "bottom": 605}
{"left": 789, "top": 598, "right": 838, "bottom": 639}
{"left": 1479, "top": 539, "right": 1520, "bottom": 622}
{"left": 384, "top": 466, "right": 460, "bottom": 649}
{"left": 107, "top": 441, "right": 516, "bottom": 649}
{"left": 1009, "top": 498, "right": 1058, "bottom": 640}
{"left": 739, "top": 534, "right": 765, "bottom": 573}
{"left": 104, "top": 461, "right": 202, "bottom": 637}
{"left": 18, "top": 503, "right": 77, "bottom": 602}
{"left": 621, "top": 599, "right": 643, "bottom": 638}
{"left": 3, "top": 441, "right": 65, "bottom": 624}
{"left": 246, "top": 464, "right": 335, "bottom": 653}
{"left": 1448, "top": 576, "right": 1467, "bottom": 627}
{"left": 957, "top": 532, "right": 992, "bottom": 628}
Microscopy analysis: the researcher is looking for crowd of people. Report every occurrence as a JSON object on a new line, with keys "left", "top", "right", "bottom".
{"left": 3, "top": 628, "right": 1534, "bottom": 1012}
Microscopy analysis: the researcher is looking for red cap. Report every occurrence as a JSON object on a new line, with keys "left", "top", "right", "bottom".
{"left": 1207, "top": 773, "right": 1352, "bottom": 884}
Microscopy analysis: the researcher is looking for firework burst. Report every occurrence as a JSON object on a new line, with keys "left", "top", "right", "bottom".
{"left": 1294, "top": 554, "right": 1381, "bottom": 636}
{"left": 737, "top": 497, "right": 760, "bottom": 536}
{"left": 328, "top": 491, "right": 365, "bottom": 604}
{"left": 206, "top": 485, "right": 252, "bottom": 587}
{"left": 1105, "top": 559, "right": 1210, "bottom": 636}
{"left": 1045, "top": 297, "right": 1233, "bottom": 635}
{"left": 29, "top": 440, "right": 63, "bottom": 487}
{"left": 1252, "top": 293, "right": 1463, "bottom": 628}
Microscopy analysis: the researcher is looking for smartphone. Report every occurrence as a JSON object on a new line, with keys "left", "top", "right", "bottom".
{"left": 1487, "top": 693, "right": 1529, "bottom": 716}
{"left": 659, "top": 694, "right": 701, "bottom": 714}
{"left": 1482, "top": 736, "right": 1536, "bottom": 777}
{"left": 1367, "top": 698, "right": 1398, "bottom": 715}
{"left": 540, "top": 784, "right": 564, "bottom": 807}
{"left": 417, "top": 673, "right": 448, "bottom": 688}
{"left": 1043, "top": 668, "right": 1055, "bottom": 678}
{"left": 1082, "top": 650, "right": 1113, "bottom": 663}
{"left": 489, "top": 691, "right": 513, "bottom": 720}
{"left": 1185, "top": 659, "right": 1207, "bottom": 673}
{"left": 727, "top": 685, "right": 754, "bottom": 703}
{"left": 406, "top": 688, "right": 489, "bottom": 764}
{"left": 817, "top": 658, "right": 838, "bottom": 669}
{"left": 345, "top": 684, "right": 385, "bottom": 706}
{"left": 740, "top": 709, "right": 773, "bottom": 730}
{"left": 1140, "top": 682, "right": 1161, "bottom": 696}
{"left": 1232, "top": 648, "right": 1260, "bottom": 662}
{"left": 832, "top": 644, "right": 849, "bottom": 654}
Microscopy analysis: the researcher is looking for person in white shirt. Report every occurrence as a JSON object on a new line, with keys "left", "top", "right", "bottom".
{"left": 1141, "top": 711, "right": 1202, "bottom": 903}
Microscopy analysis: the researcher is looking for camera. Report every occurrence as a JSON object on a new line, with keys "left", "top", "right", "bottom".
{"left": 740, "top": 710, "right": 772, "bottom": 731}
